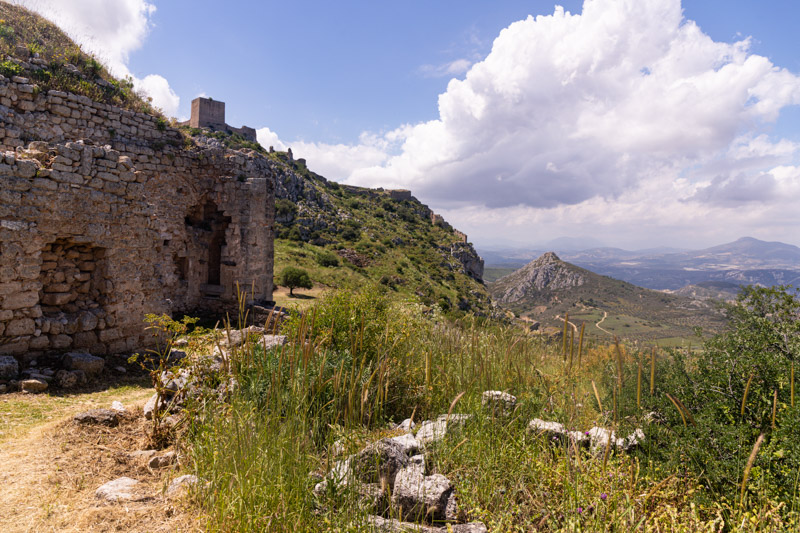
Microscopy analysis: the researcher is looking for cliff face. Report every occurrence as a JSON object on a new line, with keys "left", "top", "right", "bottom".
{"left": 0, "top": 75, "right": 275, "bottom": 362}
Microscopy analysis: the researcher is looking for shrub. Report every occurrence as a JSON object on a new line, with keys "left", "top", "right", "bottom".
{"left": 315, "top": 250, "right": 339, "bottom": 267}
{"left": 630, "top": 285, "right": 800, "bottom": 507}
{"left": 275, "top": 198, "right": 297, "bottom": 219}
{"left": 279, "top": 266, "right": 312, "bottom": 296}
{"left": 0, "top": 59, "right": 21, "bottom": 78}
{"left": 340, "top": 227, "right": 360, "bottom": 242}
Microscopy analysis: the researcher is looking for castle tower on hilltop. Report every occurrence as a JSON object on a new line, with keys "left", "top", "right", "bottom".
{"left": 186, "top": 97, "right": 257, "bottom": 142}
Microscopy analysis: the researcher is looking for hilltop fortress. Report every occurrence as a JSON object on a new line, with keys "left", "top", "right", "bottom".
{"left": 0, "top": 79, "right": 274, "bottom": 363}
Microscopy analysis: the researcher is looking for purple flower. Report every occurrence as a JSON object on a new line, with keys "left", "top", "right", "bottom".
{"left": 577, "top": 507, "right": 583, "bottom": 514}
{"left": 600, "top": 493, "right": 608, "bottom": 500}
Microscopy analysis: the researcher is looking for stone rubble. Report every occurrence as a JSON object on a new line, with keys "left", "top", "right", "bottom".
{"left": 95, "top": 477, "right": 140, "bottom": 502}
{"left": 73, "top": 408, "right": 120, "bottom": 427}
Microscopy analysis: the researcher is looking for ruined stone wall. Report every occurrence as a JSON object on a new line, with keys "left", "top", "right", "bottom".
{"left": 0, "top": 75, "right": 275, "bottom": 364}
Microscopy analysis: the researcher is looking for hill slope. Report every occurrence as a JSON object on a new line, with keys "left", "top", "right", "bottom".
{"left": 489, "top": 252, "right": 726, "bottom": 344}
{"left": 267, "top": 152, "right": 490, "bottom": 314}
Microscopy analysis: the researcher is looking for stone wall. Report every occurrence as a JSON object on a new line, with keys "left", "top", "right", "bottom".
{"left": 0, "top": 75, "right": 275, "bottom": 364}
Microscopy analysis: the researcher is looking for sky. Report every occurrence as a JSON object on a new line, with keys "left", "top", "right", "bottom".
{"left": 12, "top": 0, "right": 800, "bottom": 251}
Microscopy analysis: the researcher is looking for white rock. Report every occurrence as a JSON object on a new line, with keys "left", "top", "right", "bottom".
{"left": 95, "top": 477, "right": 139, "bottom": 502}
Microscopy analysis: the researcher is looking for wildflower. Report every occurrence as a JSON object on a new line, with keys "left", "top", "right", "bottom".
{"left": 577, "top": 507, "right": 583, "bottom": 514}
{"left": 600, "top": 493, "right": 608, "bottom": 500}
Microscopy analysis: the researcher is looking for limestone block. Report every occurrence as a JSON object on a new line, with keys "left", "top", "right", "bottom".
{"left": 95, "top": 477, "right": 139, "bottom": 502}
{"left": 62, "top": 351, "right": 104, "bottom": 375}
{"left": 2, "top": 291, "right": 39, "bottom": 310}
{"left": 20, "top": 378, "right": 48, "bottom": 393}
{"left": 49, "top": 334, "right": 72, "bottom": 349}
{"left": 74, "top": 408, "right": 119, "bottom": 427}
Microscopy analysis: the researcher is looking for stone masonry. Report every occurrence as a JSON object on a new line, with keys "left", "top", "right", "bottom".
{"left": 0, "top": 75, "right": 274, "bottom": 364}
{"left": 186, "top": 97, "right": 257, "bottom": 142}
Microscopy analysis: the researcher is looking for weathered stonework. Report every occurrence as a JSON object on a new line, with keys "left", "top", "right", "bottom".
{"left": 0, "top": 75, "right": 274, "bottom": 363}
{"left": 185, "top": 97, "right": 257, "bottom": 142}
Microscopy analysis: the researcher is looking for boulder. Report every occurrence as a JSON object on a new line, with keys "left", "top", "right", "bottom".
{"left": 54, "top": 369, "right": 78, "bottom": 389}
{"left": 416, "top": 414, "right": 472, "bottom": 445}
{"left": 352, "top": 438, "right": 409, "bottom": 489}
{"left": 0, "top": 355, "right": 19, "bottom": 380}
{"left": 111, "top": 400, "right": 126, "bottom": 413}
{"left": 148, "top": 451, "right": 177, "bottom": 469}
{"left": 395, "top": 418, "right": 416, "bottom": 432}
{"left": 391, "top": 461, "right": 458, "bottom": 523}
{"left": 481, "top": 390, "right": 517, "bottom": 414}
{"left": 95, "top": 477, "right": 139, "bottom": 502}
{"left": 166, "top": 474, "right": 202, "bottom": 498}
{"left": 73, "top": 408, "right": 119, "bottom": 427}
{"left": 219, "top": 326, "right": 264, "bottom": 347}
{"left": 61, "top": 351, "right": 104, "bottom": 375}
{"left": 20, "top": 378, "right": 48, "bottom": 393}
{"left": 389, "top": 433, "right": 421, "bottom": 456}
{"left": 143, "top": 392, "right": 172, "bottom": 420}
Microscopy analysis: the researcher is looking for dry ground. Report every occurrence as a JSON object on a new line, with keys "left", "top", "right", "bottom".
{"left": 0, "top": 383, "right": 205, "bottom": 532}
{"left": 271, "top": 283, "right": 328, "bottom": 310}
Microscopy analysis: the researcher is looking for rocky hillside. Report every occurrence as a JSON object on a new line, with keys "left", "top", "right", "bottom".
{"left": 490, "top": 252, "right": 726, "bottom": 343}
{"left": 265, "top": 151, "right": 489, "bottom": 313}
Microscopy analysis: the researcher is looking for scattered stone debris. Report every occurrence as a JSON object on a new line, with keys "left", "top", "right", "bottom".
{"left": 61, "top": 351, "right": 105, "bottom": 376}
{"left": 73, "top": 408, "right": 120, "bottom": 427}
{"left": 95, "top": 476, "right": 140, "bottom": 502}
{"left": 392, "top": 458, "right": 458, "bottom": 523}
{"left": 166, "top": 474, "right": 203, "bottom": 498}
{"left": 111, "top": 400, "right": 126, "bottom": 413}
{"left": 20, "top": 378, "right": 48, "bottom": 393}
{"left": 528, "top": 418, "right": 644, "bottom": 452}
{"left": 415, "top": 414, "right": 472, "bottom": 445}
{"left": 149, "top": 451, "right": 177, "bottom": 469}
{"left": 481, "top": 390, "right": 517, "bottom": 414}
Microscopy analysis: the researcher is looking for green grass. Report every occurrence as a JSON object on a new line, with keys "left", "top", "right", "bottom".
{"left": 271, "top": 173, "right": 491, "bottom": 315}
{"left": 181, "top": 287, "right": 799, "bottom": 532}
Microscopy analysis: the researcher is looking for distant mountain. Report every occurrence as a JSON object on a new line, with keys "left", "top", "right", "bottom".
{"left": 481, "top": 237, "right": 800, "bottom": 291}
{"left": 690, "top": 237, "right": 800, "bottom": 263}
{"left": 489, "top": 253, "right": 726, "bottom": 343}
{"left": 543, "top": 236, "right": 606, "bottom": 251}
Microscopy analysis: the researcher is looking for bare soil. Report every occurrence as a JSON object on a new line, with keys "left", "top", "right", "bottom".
{"left": 0, "top": 385, "right": 204, "bottom": 532}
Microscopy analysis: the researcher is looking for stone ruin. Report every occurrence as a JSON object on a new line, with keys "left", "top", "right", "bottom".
{"left": 184, "top": 96, "right": 257, "bottom": 142}
{"left": 0, "top": 76, "right": 275, "bottom": 367}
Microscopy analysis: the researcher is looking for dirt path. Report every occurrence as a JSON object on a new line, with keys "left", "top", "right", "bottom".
{"left": 555, "top": 314, "right": 578, "bottom": 333}
{"left": 595, "top": 311, "right": 612, "bottom": 335}
{"left": 0, "top": 384, "right": 202, "bottom": 532}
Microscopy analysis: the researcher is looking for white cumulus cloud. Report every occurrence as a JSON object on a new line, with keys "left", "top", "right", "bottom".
{"left": 257, "top": 0, "right": 800, "bottom": 248}
{"left": 14, "top": 0, "right": 180, "bottom": 116}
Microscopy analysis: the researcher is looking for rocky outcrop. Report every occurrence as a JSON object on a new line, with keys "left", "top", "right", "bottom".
{"left": 491, "top": 252, "right": 586, "bottom": 305}
{"left": 448, "top": 242, "right": 485, "bottom": 282}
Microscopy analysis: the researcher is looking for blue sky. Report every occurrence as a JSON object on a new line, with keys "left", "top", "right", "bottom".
{"left": 17, "top": 0, "right": 800, "bottom": 251}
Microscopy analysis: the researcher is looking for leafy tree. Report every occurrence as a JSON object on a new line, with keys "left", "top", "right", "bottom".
{"left": 280, "top": 267, "right": 312, "bottom": 296}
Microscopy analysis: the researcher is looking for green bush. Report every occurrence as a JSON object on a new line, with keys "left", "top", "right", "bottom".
{"left": 630, "top": 285, "right": 800, "bottom": 507}
{"left": 0, "top": 59, "right": 21, "bottom": 78}
{"left": 315, "top": 250, "right": 339, "bottom": 267}
{"left": 275, "top": 198, "right": 297, "bottom": 220}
